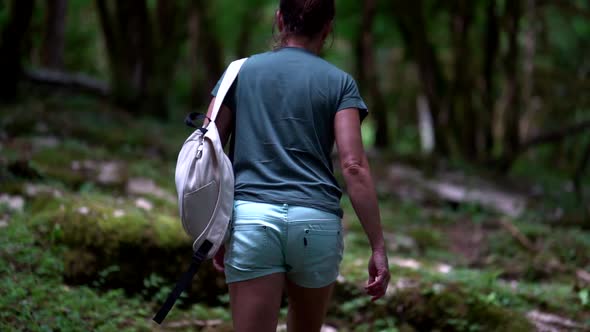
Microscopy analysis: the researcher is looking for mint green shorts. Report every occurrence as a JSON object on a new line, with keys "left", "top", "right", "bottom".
{"left": 224, "top": 200, "right": 344, "bottom": 288}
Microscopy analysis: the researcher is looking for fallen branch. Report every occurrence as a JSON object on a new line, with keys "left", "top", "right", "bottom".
{"left": 24, "top": 67, "right": 110, "bottom": 97}
{"left": 577, "top": 269, "right": 590, "bottom": 286}
{"left": 497, "top": 219, "right": 536, "bottom": 253}
{"left": 526, "top": 310, "right": 585, "bottom": 332}
{"left": 387, "top": 164, "right": 528, "bottom": 217}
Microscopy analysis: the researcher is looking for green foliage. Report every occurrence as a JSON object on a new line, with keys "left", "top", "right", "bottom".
{"left": 28, "top": 192, "right": 189, "bottom": 253}
{"left": 0, "top": 214, "right": 150, "bottom": 331}
{"left": 408, "top": 227, "right": 446, "bottom": 252}
{"left": 579, "top": 288, "right": 590, "bottom": 308}
{"left": 391, "top": 282, "right": 533, "bottom": 332}
{"left": 0, "top": 2, "right": 9, "bottom": 30}
{"left": 141, "top": 273, "right": 176, "bottom": 305}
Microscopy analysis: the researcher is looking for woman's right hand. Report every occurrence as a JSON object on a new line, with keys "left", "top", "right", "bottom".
{"left": 213, "top": 245, "right": 225, "bottom": 273}
{"left": 365, "top": 248, "right": 390, "bottom": 301}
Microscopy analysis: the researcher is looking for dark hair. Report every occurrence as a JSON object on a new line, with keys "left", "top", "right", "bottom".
{"left": 276, "top": 0, "right": 335, "bottom": 45}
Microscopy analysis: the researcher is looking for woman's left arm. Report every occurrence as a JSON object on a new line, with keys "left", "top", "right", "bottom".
{"left": 205, "top": 97, "right": 234, "bottom": 273}
{"left": 204, "top": 97, "right": 234, "bottom": 147}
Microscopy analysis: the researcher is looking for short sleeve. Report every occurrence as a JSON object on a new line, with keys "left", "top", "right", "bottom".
{"left": 336, "top": 75, "right": 368, "bottom": 122}
{"left": 210, "top": 71, "right": 237, "bottom": 111}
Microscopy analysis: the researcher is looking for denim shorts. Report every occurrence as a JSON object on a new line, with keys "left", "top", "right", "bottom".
{"left": 224, "top": 200, "right": 344, "bottom": 288}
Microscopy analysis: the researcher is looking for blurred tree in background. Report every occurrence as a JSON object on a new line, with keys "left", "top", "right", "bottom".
{"left": 0, "top": 0, "right": 588, "bottom": 176}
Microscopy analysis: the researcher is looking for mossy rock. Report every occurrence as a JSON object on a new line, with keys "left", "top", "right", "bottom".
{"left": 27, "top": 193, "right": 226, "bottom": 304}
{"left": 329, "top": 277, "right": 533, "bottom": 331}
{"left": 29, "top": 142, "right": 129, "bottom": 190}
{"left": 389, "top": 283, "right": 533, "bottom": 331}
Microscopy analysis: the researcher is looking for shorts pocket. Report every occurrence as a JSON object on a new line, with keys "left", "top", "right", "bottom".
{"left": 303, "top": 229, "right": 343, "bottom": 272}
{"left": 226, "top": 224, "right": 270, "bottom": 269}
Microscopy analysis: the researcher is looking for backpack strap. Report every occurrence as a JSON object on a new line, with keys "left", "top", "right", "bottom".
{"left": 210, "top": 58, "right": 248, "bottom": 123}
{"left": 153, "top": 59, "right": 247, "bottom": 325}
{"left": 152, "top": 240, "right": 213, "bottom": 324}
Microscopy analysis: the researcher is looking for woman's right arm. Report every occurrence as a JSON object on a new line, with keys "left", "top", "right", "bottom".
{"left": 334, "top": 108, "right": 390, "bottom": 301}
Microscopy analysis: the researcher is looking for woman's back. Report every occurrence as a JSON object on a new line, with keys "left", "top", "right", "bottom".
{"left": 219, "top": 47, "right": 367, "bottom": 217}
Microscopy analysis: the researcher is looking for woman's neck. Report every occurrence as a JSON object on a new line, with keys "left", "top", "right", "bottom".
{"left": 283, "top": 36, "right": 323, "bottom": 55}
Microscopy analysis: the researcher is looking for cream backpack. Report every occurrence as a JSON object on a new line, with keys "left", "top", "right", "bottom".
{"left": 154, "top": 58, "right": 247, "bottom": 324}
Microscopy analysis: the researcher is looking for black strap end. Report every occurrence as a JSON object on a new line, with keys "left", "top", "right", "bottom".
{"left": 184, "top": 112, "right": 209, "bottom": 129}
{"left": 152, "top": 240, "right": 213, "bottom": 324}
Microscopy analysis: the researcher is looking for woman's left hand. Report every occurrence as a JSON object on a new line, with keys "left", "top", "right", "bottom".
{"left": 213, "top": 245, "right": 225, "bottom": 273}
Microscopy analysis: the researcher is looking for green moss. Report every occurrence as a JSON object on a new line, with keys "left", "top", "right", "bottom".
{"left": 154, "top": 214, "right": 186, "bottom": 247}
{"left": 127, "top": 159, "right": 176, "bottom": 192}
{"left": 29, "top": 141, "right": 104, "bottom": 187}
{"left": 24, "top": 192, "right": 227, "bottom": 303}
{"left": 391, "top": 283, "right": 534, "bottom": 332}
{"left": 29, "top": 192, "right": 189, "bottom": 252}
{"left": 408, "top": 227, "right": 447, "bottom": 252}
{"left": 0, "top": 213, "right": 151, "bottom": 331}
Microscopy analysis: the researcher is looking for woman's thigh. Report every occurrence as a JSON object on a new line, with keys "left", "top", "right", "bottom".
{"left": 286, "top": 278, "right": 335, "bottom": 332}
{"left": 229, "top": 273, "right": 285, "bottom": 332}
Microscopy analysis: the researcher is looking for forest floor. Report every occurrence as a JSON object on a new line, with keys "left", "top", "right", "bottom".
{"left": 1, "top": 94, "right": 589, "bottom": 332}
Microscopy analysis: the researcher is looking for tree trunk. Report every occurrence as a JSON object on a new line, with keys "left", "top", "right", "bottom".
{"left": 143, "top": 0, "right": 188, "bottom": 117}
{"left": 482, "top": 0, "right": 499, "bottom": 160}
{"left": 0, "top": 0, "right": 36, "bottom": 101}
{"left": 188, "top": 2, "right": 206, "bottom": 107}
{"left": 357, "top": 0, "right": 389, "bottom": 149}
{"left": 520, "top": 0, "right": 538, "bottom": 141}
{"left": 499, "top": 0, "right": 523, "bottom": 164}
{"left": 96, "top": 0, "right": 134, "bottom": 106}
{"left": 96, "top": 0, "right": 184, "bottom": 118}
{"left": 41, "top": 0, "right": 68, "bottom": 69}
{"left": 96, "top": 0, "right": 151, "bottom": 111}
{"left": 448, "top": 0, "right": 476, "bottom": 159}
{"left": 188, "top": 1, "right": 224, "bottom": 107}
{"left": 114, "top": 0, "right": 152, "bottom": 106}
{"left": 198, "top": 5, "right": 224, "bottom": 93}
{"left": 392, "top": 0, "right": 449, "bottom": 155}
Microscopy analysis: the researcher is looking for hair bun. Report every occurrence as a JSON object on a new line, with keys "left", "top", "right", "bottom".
{"left": 280, "top": 0, "right": 335, "bottom": 38}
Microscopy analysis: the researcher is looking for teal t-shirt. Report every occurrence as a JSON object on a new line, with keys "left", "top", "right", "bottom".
{"left": 212, "top": 47, "right": 367, "bottom": 217}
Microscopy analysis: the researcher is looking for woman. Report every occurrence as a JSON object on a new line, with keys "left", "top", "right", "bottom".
{"left": 207, "top": 0, "right": 390, "bottom": 331}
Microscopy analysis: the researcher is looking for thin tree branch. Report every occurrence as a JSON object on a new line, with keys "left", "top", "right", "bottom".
{"left": 497, "top": 219, "right": 536, "bottom": 253}
{"left": 494, "top": 119, "right": 590, "bottom": 171}
{"left": 539, "top": 0, "right": 590, "bottom": 21}
{"left": 519, "top": 119, "right": 590, "bottom": 151}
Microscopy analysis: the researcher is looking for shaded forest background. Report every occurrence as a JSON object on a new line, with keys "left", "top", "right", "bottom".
{"left": 1, "top": 0, "right": 590, "bottom": 331}
{"left": 3, "top": 0, "right": 590, "bottom": 172}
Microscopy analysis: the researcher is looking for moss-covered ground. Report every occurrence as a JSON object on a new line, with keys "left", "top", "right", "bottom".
{"left": 1, "top": 96, "right": 589, "bottom": 331}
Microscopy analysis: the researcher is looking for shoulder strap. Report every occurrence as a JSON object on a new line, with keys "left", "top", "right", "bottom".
{"left": 210, "top": 58, "right": 248, "bottom": 122}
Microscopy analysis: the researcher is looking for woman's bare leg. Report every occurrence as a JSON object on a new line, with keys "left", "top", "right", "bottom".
{"left": 228, "top": 273, "right": 285, "bottom": 332}
{"left": 286, "top": 279, "right": 335, "bottom": 332}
